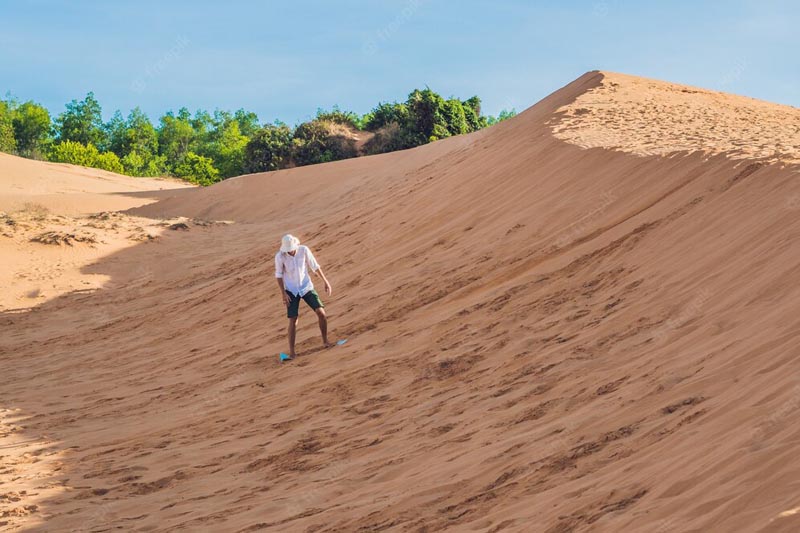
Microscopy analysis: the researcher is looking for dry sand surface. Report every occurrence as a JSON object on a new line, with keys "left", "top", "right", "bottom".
{"left": 552, "top": 72, "right": 800, "bottom": 165}
{"left": 2, "top": 71, "right": 800, "bottom": 532}
{"left": 0, "top": 153, "right": 193, "bottom": 311}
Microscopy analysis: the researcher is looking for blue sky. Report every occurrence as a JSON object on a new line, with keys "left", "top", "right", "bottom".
{"left": 1, "top": 0, "right": 797, "bottom": 125}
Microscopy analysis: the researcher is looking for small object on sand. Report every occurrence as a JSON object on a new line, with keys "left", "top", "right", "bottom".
{"left": 30, "top": 230, "right": 97, "bottom": 246}
{"left": 336, "top": 339, "right": 348, "bottom": 345}
{"left": 279, "top": 353, "right": 293, "bottom": 362}
{"left": 167, "top": 222, "right": 190, "bottom": 231}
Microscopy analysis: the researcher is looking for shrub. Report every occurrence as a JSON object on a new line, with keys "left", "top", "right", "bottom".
{"left": 364, "top": 102, "right": 409, "bottom": 131}
{"left": 49, "top": 140, "right": 125, "bottom": 174}
{"left": 120, "top": 151, "right": 167, "bottom": 177}
{"left": 94, "top": 151, "right": 124, "bottom": 173}
{"left": 143, "top": 154, "right": 169, "bottom": 177}
{"left": 462, "top": 96, "right": 487, "bottom": 131}
{"left": 121, "top": 150, "right": 145, "bottom": 175}
{"left": 441, "top": 99, "right": 468, "bottom": 136}
{"left": 486, "top": 109, "right": 517, "bottom": 126}
{"left": 244, "top": 124, "right": 293, "bottom": 173}
{"left": 49, "top": 140, "right": 101, "bottom": 167}
{"left": 292, "top": 120, "right": 357, "bottom": 166}
{"left": 174, "top": 152, "right": 219, "bottom": 186}
{"left": 362, "top": 123, "right": 406, "bottom": 155}
{"left": 315, "top": 106, "right": 363, "bottom": 130}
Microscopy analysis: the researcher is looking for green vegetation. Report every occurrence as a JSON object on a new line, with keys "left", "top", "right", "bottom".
{"left": 243, "top": 124, "right": 293, "bottom": 173}
{"left": 12, "top": 100, "right": 51, "bottom": 158}
{"left": 0, "top": 90, "right": 516, "bottom": 185}
{"left": 0, "top": 100, "right": 17, "bottom": 154}
{"left": 174, "top": 152, "right": 219, "bottom": 186}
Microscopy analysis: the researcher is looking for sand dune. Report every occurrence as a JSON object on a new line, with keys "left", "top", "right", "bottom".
{"left": 2, "top": 71, "right": 800, "bottom": 532}
{"left": 0, "top": 153, "right": 192, "bottom": 311}
{"left": 0, "top": 152, "right": 189, "bottom": 215}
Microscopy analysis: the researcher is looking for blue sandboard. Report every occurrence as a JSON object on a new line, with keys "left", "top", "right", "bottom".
{"left": 279, "top": 339, "right": 347, "bottom": 362}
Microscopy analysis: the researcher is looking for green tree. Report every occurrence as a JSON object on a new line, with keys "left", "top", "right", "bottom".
{"left": 0, "top": 100, "right": 17, "bottom": 153}
{"left": 406, "top": 88, "right": 449, "bottom": 144}
{"left": 364, "top": 102, "right": 408, "bottom": 131}
{"left": 104, "top": 110, "right": 127, "bottom": 154}
{"left": 486, "top": 109, "right": 517, "bottom": 126}
{"left": 122, "top": 107, "right": 158, "bottom": 157}
{"left": 234, "top": 108, "right": 260, "bottom": 137}
{"left": 56, "top": 92, "right": 106, "bottom": 147}
{"left": 5, "top": 85, "right": 500, "bottom": 182}
{"left": 462, "top": 96, "right": 487, "bottom": 131}
{"left": 174, "top": 151, "right": 219, "bottom": 185}
{"left": 190, "top": 109, "right": 214, "bottom": 139}
{"left": 244, "top": 124, "right": 293, "bottom": 173}
{"left": 158, "top": 109, "right": 195, "bottom": 169}
{"left": 11, "top": 101, "right": 51, "bottom": 158}
{"left": 441, "top": 98, "right": 468, "bottom": 136}
{"left": 463, "top": 95, "right": 482, "bottom": 115}
{"left": 200, "top": 115, "right": 248, "bottom": 178}
{"left": 105, "top": 108, "right": 163, "bottom": 176}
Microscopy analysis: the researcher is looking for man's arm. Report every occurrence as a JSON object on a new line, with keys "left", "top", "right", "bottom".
{"left": 312, "top": 266, "right": 332, "bottom": 296}
{"left": 306, "top": 247, "right": 332, "bottom": 296}
{"left": 275, "top": 254, "right": 291, "bottom": 307}
{"left": 276, "top": 277, "right": 291, "bottom": 306}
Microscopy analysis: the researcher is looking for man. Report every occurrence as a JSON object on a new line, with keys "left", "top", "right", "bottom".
{"left": 275, "top": 234, "right": 332, "bottom": 359}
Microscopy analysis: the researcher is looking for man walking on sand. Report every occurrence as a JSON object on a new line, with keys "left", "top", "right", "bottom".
{"left": 275, "top": 234, "right": 332, "bottom": 359}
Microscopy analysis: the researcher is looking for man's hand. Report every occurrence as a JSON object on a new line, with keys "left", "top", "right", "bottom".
{"left": 324, "top": 280, "right": 332, "bottom": 296}
{"left": 282, "top": 292, "right": 292, "bottom": 307}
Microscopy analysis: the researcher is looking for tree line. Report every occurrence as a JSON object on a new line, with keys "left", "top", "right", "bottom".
{"left": 0, "top": 90, "right": 516, "bottom": 185}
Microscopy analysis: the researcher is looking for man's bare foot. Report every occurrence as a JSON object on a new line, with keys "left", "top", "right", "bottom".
{"left": 322, "top": 339, "right": 333, "bottom": 348}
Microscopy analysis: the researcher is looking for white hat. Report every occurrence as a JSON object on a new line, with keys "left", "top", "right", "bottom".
{"left": 280, "top": 234, "right": 300, "bottom": 253}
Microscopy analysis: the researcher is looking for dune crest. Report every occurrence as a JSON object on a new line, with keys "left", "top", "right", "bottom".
{"left": 552, "top": 71, "right": 800, "bottom": 164}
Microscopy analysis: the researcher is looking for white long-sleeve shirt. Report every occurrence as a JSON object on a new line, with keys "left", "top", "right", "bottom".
{"left": 275, "top": 245, "right": 320, "bottom": 296}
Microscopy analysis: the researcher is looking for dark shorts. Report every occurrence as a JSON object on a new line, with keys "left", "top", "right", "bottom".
{"left": 286, "top": 289, "right": 324, "bottom": 318}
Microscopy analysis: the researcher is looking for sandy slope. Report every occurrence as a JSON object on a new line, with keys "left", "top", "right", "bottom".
{"left": 2, "top": 72, "right": 800, "bottom": 532}
{"left": 0, "top": 152, "right": 189, "bottom": 215}
{"left": 0, "top": 153, "right": 192, "bottom": 311}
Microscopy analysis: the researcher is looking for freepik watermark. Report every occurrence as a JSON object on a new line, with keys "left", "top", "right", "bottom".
{"left": 131, "top": 36, "right": 191, "bottom": 94}
{"left": 719, "top": 59, "right": 749, "bottom": 88}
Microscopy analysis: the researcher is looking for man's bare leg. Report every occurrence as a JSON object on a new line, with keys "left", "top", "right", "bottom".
{"left": 315, "top": 308, "right": 331, "bottom": 347}
{"left": 287, "top": 317, "right": 298, "bottom": 358}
